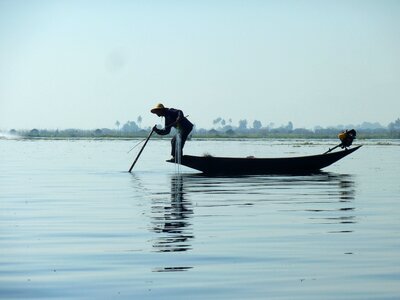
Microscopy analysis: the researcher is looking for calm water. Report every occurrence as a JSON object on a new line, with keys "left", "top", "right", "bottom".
{"left": 1, "top": 138, "right": 399, "bottom": 299}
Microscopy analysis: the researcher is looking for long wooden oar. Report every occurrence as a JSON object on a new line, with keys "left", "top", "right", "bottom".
{"left": 128, "top": 128, "right": 154, "bottom": 172}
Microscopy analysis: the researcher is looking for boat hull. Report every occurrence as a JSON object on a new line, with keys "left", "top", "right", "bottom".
{"left": 167, "top": 146, "right": 362, "bottom": 175}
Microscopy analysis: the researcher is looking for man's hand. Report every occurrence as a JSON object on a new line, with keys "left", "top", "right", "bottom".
{"left": 152, "top": 125, "right": 158, "bottom": 132}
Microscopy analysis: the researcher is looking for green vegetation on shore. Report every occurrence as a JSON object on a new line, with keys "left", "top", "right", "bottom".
{"left": 3, "top": 118, "right": 400, "bottom": 139}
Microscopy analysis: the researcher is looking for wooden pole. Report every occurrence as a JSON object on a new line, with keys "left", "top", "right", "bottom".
{"left": 128, "top": 128, "right": 154, "bottom": 172}
{"left": 323, "top": 143, "right": 342, "bottom": 154}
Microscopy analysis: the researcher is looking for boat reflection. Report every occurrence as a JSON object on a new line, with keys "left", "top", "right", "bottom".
{"left": 151, "top": 175, "right": 194, "bottom": 253}
{"left": 148, "top": 172, "right": 356, "bottom": 271}
{"left": 313, "top": 173, "right": 357, "bottom": 233}
{"left": 175, "top": 172, "right": 357, "bottom": 232}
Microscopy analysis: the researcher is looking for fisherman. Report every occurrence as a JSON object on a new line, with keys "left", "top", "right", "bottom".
{"left": 150, "top": 103, "right": 193, "bottom": 159}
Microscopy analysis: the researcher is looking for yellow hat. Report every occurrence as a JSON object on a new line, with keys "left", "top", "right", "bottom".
{"left": 150, "top": 103, "right": 165, "bottom": 114}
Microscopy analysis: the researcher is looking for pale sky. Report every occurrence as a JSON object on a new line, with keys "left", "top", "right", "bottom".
{"left": 0, "top": 0, "right": 399, "bottom": 130}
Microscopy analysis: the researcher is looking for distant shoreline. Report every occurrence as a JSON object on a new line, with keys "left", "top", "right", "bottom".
{"left": 3, "top": 118, "right": 399, "bottom": 139}
{"left": 1, "top": 132, "right": 398, "bottom": 140}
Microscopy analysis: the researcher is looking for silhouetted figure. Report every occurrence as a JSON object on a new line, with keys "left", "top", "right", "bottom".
{"left": 151, "top": 103, "right": 193, "bottom": 158}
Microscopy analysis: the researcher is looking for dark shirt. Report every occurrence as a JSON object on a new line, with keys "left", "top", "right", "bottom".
{"left": 154, "top": 108, "right": 193, "bottom": 136}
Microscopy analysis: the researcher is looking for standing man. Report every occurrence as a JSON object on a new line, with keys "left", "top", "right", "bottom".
{"left": 150, "top": 103, "right": 193, "bottom": 159}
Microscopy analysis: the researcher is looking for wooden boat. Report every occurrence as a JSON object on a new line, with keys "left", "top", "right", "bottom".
{"left": 167, "top": 145, "right": 362, "bottom": 175}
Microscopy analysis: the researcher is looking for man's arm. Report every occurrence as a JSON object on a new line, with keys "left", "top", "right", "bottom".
{"left": 153, "top": 123, "right": 171, "bottom": 136}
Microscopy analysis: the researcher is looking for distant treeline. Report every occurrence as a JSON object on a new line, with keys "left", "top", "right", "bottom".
{"left": 5, "top": 118, "right": 400, "bottom": 139}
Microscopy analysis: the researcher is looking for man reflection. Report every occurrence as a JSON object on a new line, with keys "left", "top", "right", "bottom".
{"left": 151, "top": 175, "right": 194, "bottom": 253}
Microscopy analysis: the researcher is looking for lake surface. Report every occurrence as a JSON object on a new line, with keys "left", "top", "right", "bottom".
{"left": 1, "top": 138, "right": 399, "bottom": 299}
